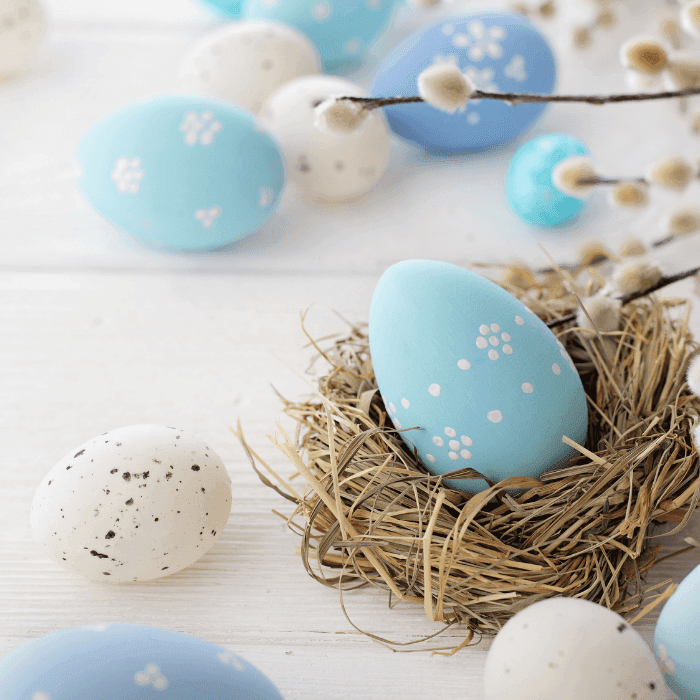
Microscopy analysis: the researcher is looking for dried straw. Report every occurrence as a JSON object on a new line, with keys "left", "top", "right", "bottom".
{"left": 235, "top": 264, "right": 700, "bottom": 652}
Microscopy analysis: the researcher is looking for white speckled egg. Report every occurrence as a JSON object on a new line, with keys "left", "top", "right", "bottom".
{"left": 177, "top": 20, "right": 321, "bottom": 115}
{"left": 260, "top": 74, "right": 390, "bottom": 203}
{"left": 0, "top": 0, "right": 45, "bottom": 80}
{"left": 484, "top": 597, "right": 669, "bottom": 700}
{"left": 30, "top": 425, "right": 232, "bottom": 582}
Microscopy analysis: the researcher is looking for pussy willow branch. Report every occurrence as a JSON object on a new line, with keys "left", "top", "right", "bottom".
{"left": 342, "top": 86, "right": 700, "bottom": 110}
{"left": 546, "top": 265, "right": 700, "bottom": 329}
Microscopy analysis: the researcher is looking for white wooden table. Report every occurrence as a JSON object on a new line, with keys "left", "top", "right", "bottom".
{"left": 3, "top": 1, "right": 700, "bottom": 697}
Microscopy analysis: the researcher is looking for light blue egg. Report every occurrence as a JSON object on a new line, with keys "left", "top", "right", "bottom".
{"left": 506, "top": 133, "right": 589, "bottom": 227}
{"left": 654, "top": 562, "right": 700, "bottom": 699}
{"left": 199, "top": 0, "right": 246, "bottom": 16}
{"left": 369, "top": 260, "right": 588, "bottom": 493}
{"left": 243, "top": 0, "right": 400, "bottom": 71}
{"left": 0, "top": 624, "right": 283, "bottom": 700}
{"left": 76, "top": 94, "right": 285, "bottom": 251}
{"left": 370, "top": 12, "right": 556, "bottom": 153}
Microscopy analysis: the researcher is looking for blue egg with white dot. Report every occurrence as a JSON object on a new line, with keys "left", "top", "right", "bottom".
{"left": 654, "top": 562, "right": 700, "bottom": 699}
{"left": 243, "top": 0, "right": 400, "bottom": 72}
{"left": 76, "top": 94, "right": 285, "bottom": 251}
{"left": 506, "top": 133, "right": 589, "bottom": 227}
{"left": 370, "top": 12, "right": 556, "bottom": 153}
{"left": 199, "top": 0, "right": 246, "bottom": 16}
{"left": 0, "top": 624, "right": 283, "bottom": 700}
{"left": 369, "top": 260, "right": 588, "bottom": 493}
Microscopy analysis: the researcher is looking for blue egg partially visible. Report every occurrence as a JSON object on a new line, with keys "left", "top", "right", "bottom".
{"left": 654, "top": 562, "right": 700, "bottom": 699}
{"left": 244, "top": 0, "right": 400, "bottom": 71}
{"left": 371, "top": 12, "right": 556, "bottom": 153}
{"left": 0, "top": 625, "right": 283, "bottom": 700}
{"left": 506, "top": 133, "right": 589, "bottom": 227}
{"left": 76, "top": 95, "right": 285, "bottom": 251}
{"left": 369, "top": 260, "right": 588, "bottom": 493}
{"left": 198, "top": 0, "right": 246, "bottom": 17}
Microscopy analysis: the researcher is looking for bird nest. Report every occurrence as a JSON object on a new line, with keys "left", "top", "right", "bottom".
{"left": 236, "top": 260, "right": 700, "bottom": 652}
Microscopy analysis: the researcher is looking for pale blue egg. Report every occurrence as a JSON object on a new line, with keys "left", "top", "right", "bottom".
{"left": 0, "top": 624, "right": 283, "bottom": 700}
{"left": 199, "top": 0, "right": 246, "bottom": 16}
{"left": 243, "top": 0, "right": 401, "bottom": 71}
{"left": 654, "top": 562, "right": 700, "bottom": 699}
{"left": 507, "top": 133, "right": 589, "bottom": 227}
{"left": 76, "top": 94, "right": 285, "bottom": 251}
{"left": 370, "top": 12, "right": 556, "bottom": 153}
{"left": 369, "top": 260, "right": 588, "bottom": 493}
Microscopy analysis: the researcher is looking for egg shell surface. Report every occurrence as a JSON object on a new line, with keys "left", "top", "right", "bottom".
{"left": 507, "top": 133, "right": 589, "bottom": 227}
{"left": 370, "top": 12, "right": 556, "bottom": 153}
{"left": 654, "top": 561, "right": 700, "bottom": 699}
{"left": 368, "top": 260, "right": 588, "bottom": 493}
{"left": 484, "top": 597, "right": 668, "bottom": 700}
{"left": 0, "top": 624, "right": 283, "bottom": 700}
{"left": 75, "top": 94, "right": 285, "bottom": 251}
{"left": 0, "top": 0, "right": 45, "bottom": 79}
{"left": 177, "top": 20, "right": 321, "bottom": 115}
{"left": 243, "top": 0, "right": 401, "bottom": 71}
{"left": 261, "top": 75, "right": 390, "bottom": 203}
{"left": 30, "top": 425, "right": 232, "bottom": 582}
{"left": 198, "top": 0, "right": 246, "bottom": 17}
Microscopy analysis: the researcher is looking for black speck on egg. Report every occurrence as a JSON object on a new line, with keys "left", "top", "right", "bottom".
{"left": 191, "top": 465, "right": 200, "bottom": 471}
{"left": 66, "top": 465, "right": 72, "bottom": 470}
{"left": 125, "top": 498, "right": 133, "bottom": 505}
{"left": 122, "top": 472, "right": 131, "bottom": 481}
{"left": 617, "top": 623, "right": 627, "bottom": 633}
{"left": 74, "top": 449, "right": 85, "bottom": 457}
{"left": 142, "top": 471, "right": 149, "bottom": 479}
{"left": 106, "top": 531, "right": 115, "bottom": 539}
{"left": 110, "top": 469, "right": 118, "bottom": 474}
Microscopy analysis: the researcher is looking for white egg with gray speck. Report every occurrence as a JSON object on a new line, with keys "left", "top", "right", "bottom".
{"left": 30, "top": 425, "right": 232, "bottom": 582}
{"left": 484, "top": 597, "right": 669, "bottom": 700}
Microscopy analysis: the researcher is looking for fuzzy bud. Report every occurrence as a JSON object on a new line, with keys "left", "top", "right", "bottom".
{"left": 576, "top": 293, "right": 622, "bottom": 334}
{"left": 552, "top": 156, "right": 598, "bottom": 199}
{"left": 681, "top": 1, "right": 700, "bottom": 40}
{"left": 647, "top": 155, "right": 695, "bottom": 191}
{"left": 612, "top": 258, "right": 663, "bottom": 296}
{"left": 687, "top": 353, "right": 700, "bottom": 398}
{"left": 417, "top": 62, "right": 475, "bottom": 114}
{"left": 663, "top": 205, "right": 700, "bottom": 237}
{"left": 578, "top": 240, "right": 613, "bottom": 268}
{"left": 314, "top": 97, "right": 370, "bottom": 136}
{"left": 660, "top": 16, "right": 683, "bottom": 50}
{"left": 608, "top": 181, "right": 649, "bottom": 209}
{"left": 619, "top": 36, "right": 669, "bottom": 74}
{"left": 664, "top": 58, "right": 700, "bottom": 90}
{"left": 618, "top": 237, "right": 647, "bottom": 258}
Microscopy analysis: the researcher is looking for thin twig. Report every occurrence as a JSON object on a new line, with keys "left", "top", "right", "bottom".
{"left": 341, "top": 86, "right": 700, "bottom": 111}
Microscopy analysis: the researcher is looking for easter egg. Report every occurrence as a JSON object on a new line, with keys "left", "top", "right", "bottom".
{"left": 0, "top": 0, "right": 45, "bottom": 79}
{"left": 654, "top": 561, "right": 700, "bottom": 699}
{"left": 370, "top": 12, "right": 556, "bottom": 153}
{"left": 198, "top": 0, "right": 246, "bottom": 17}
{"left": 76, "top": 94, "right": 285, "bottom": 251}
{"left": 506, "top": 133, "right": 589, "bottom": 227}
{"left": 177, "top": 21, "right": 321, "bottom": 115}
{"left": 30, "top": 425, "right": 232, "bottom": 582}
{"left": 0, "top": 624, "right": 283, "bottom": 700}
{"left": 261, "top": 75, "right": 390, "bottom": 203}
{"left": 484, "top": 598, "right": 667, "bottom": 700}
{"left": 243, "top": 0, "right": 400, "bottom": 71}
{"left": 369, "top": 260, "right": 588, "bottom": 493}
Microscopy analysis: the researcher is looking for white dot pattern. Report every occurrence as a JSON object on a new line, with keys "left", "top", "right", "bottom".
{"left": 460, "top": 449, "right": 472, "bottom": 459}
{"left": 522, "top": 383, "right": 534, "bottom": 394}
{"left": 394, "top": 419, "right": 402, "bottom": 429}
{"left": 32, "top": 694, "right": 51, "bottom": 700}
{"left": 503, "top": 344, "right": 513, "bottom": 354}
{"left": 449, "top": 440, "right": 460, "bottom": 450}
{"left": 433, "top": 436, "right": 444, "bottom": 447}
{"left": 490, "top": 323, "right": 500, "bottom": 333}
{"left": 487, "top": 410, "right": 503, "bottom": 423}
{"left": 445, "top": 427, "right": 457, "bottom": 437}
{"left": 489, "top": 336, "right": 499, "bottom": 347}
{"left": 476, "top": 336, "right": 488, "bottom": 349}
{"left": 217, "top": 650, "right": 246, "bottom": 671}
{"left": 448, "top": 451, "right": 459, "bottom": 461}
{"left": 479, "top": 324, "right": 490, "bottom": 334}
{"left": 388, "top": 402, "right": 396, "bottom": 413}
{"left": 134, "top": 664, "right": 168, "bottom": 691}
{"left": 501, "top": 332, "right": 511, "bottom": 342}
{"left": 428, "top": 383, "right": 441, "bottom": 397}
{"left": 488, "top": 349, "right": 499, "bottom": 360}
{"left": 552, "top": 363, "right": 561, "bottom": 375}
{"left": 458, "top": 359, "right": 471, "bottom": 370}
{"left": 461, "top": 435, "right": 473, "bottom": 446}
{"left": 515, "top": 315, "right": 524, "bottom": 325}
{"left": 401, "top": 398, "right": 410, "bottom": 409}
{"left": 426, "top": 454, "right": 436, "bottom": 462}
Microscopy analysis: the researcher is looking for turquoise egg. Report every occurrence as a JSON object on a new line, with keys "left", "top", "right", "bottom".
{"left": 654, "top": 562, "right": 700, "bottom": 699}
{"left": 370, "top": 12, "right": 556, "bottom": 153}
{"left": 0, "top": 625, "right": 283, "bottom": 700}
{"left": 199, "top": 0, "right": 246, "bottom": 16}
{"left": 369, "top": 260, "right": 588, "bottom": 493}
{"left": 506, "top": 133, "right": 589, "bottom": 227}
{"left": 76, "top": 94, "right": 285, "bottom": 251}
{"left": 243, "top": 0, "right": 400, "bottom": 71}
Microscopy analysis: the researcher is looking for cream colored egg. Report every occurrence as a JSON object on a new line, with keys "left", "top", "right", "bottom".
{"left": 0, "top": 0, "right": 45, "bottom": 80}
{"left": 260, "top": 75, "right": 390, "bottom": 204}
{"left": 30, "top": 425, "right": 232, "bottom": 582}
{"left": 177, "top": 20, "right": 321, "bottom": 115}
{"left": 484, "top": 597, "right": 668, "bottom": 700}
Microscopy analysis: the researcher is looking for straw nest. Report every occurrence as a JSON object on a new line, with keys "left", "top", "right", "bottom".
{"left": 236, "top": 258, "right": 700, "bottom": 651}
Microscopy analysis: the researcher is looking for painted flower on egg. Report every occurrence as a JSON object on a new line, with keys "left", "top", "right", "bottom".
{"left": 369, "top": 260, "right": 588, "bottom": 493}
